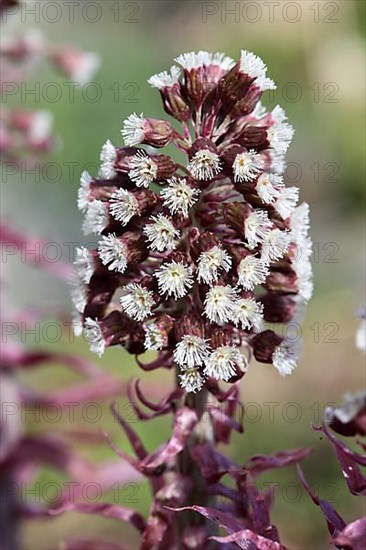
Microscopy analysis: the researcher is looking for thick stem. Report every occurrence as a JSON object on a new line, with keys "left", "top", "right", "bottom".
{"left": 176, "top": 372, "right": 217, "bottom": 540}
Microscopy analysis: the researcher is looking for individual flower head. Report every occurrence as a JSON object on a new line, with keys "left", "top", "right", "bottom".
{"left": 98, "top": 233, "right": 127, "bottom": 273}
{"left": 174, "top": 335, "right": 210, "bottom": 369}
{"left": 204, "top": 345, "right": 247, "bottom": 381}
{"left": 233, "top": 298, "right": 264, "bottom": 331}
{"left": 272, "top": 337, "right": 300, "bottom": 376}
{"left": 261, "top": 228, "right": 290, "bottom": 263}
{"left": 255, "top": 173, "right": 282, "bottom": 204}
{"left": 148, "top": 66, "right": 181, "bottom": 89}
{"left": 144, "top": 214, "right": 180, "bottom": 252}
{"left": 82, "top": 200, "right": 109, "bottom": 235}
{"left": 179, "top": 368, "right": 204, "bottom": 393}
{"left": 129, "top": 151, "right": 158, "bottom": 188}
{"left": 239, "top": 49, "right": 276, "bottom": 91}
{"left": 233, "top": 150, "right": 263, "bottom": 183}
{"left": 204, "top": 285, "right": 238, "bottom": 325}
{"left": 188, "top": 139, "right": 222, "bottom": 181}
{"left": 244, "top": 210, "right": 272, "bottom": 248}
{"left": 144, "top": 322, "right": 165, "bottom": 351}
{"left": 197, "top": 245, "right": 232, "bottom": 285}
{"left": 267, "top": 105, "right": 294, "bottom": 155}
{"left": 155, "top": 259, "right": 193, "bottom": 299}
{"left": 143, "top": 314, "right": 173, "bottom": 351}
{"left": 252, "top": 329, "right": 300, "bottom": 376}
{"left": 121, "top": 113, "right": 145, "bottom": 146}
{"left": 109, "top": 189, "right": 139, "bottom": 226}
{"left": 237, "top": 255, "right": 269, "bottom": 291}
{"left": 77, "top": 171, "right": 93, "bottom": 212}
{"left": 121, "top": 113, "right": 175, "bottom": 148}
{"left": 83, "top": 311, "right": 127, "bottom": 357}
{"left": 148, "top": 65, "right": 191, "bottom": 122}
{"left": 274, "top": 186, "right": 299, "bottom": 219}
{"left": 120, "top": 283, "right": 155, "bottom": 322}
{"left": 188, "top": 149, "right": 222, "bottom": 180}
{"left": 83, "top": 317, "right": 105, "bottom": 357}
{"left": 74, "top": 246, "right": 94, "bottom": 284}
{"left": 160, "top": 177, "right": 200, "bottom": 218}
{"left": 99, "top": 140, "right": 117, "bottom": 179}
{"left": 175, "top": 51, "right": 235, "bottom": 107}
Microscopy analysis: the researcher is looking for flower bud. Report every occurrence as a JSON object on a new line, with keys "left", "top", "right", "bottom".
{"left": 98, "top": 232, "right": 148, "bottom": 274}
{"left": 144, "top": 314, "right": 174, "bottom": 351}
{"left": 251, "top": 329, "right": 299, "bottom": 376}
{"left": 264, "top": 270, "right": 298, "bottom": 294}
{"left": 224, "top": 202, "right": 252, "bottom": 237}
{"left": 188, "top": 138, "right": 222, "bottom": 181}
{"left": 251, "top": 330, "right": 283, "bottom": 364}
{"left": 174, "top": 313, "right": 205, "bottom": 341}
{"left": 261, "top": 293, "right": 296, "bottom": 323}
{"left": 148, "top": 66, "right": 191, "bottom": 122}
{"left": 122, "top": 113, "right": 176, "bottom": 148}
{"left": 83, "top": 310, "right": 129, "bottom": 357}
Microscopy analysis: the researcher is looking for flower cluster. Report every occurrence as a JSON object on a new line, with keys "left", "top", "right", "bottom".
{"left": 74, "top": 50, "right": 312, "bottom": 392}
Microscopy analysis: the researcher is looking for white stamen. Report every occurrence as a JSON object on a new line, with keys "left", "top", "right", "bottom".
{"left": 272, "top": 338, "right": 300, "bottom": 376}
{"left": 121, "top": 113, "right": 145, "bottom": 146}
{"left": 77, "top": 171, "right": 93, "bottom": 212}
{"left": 179, "top": 368, "right": 204, "bottom": 393}
{"left": 233, "top": 150, "right": 263, "bottom": 183}
{"left": 233, "top": 298, "right": 264, "bottom": 330}
{"left": 144, "top": 214, "right": 179, "bottom": 252}
{"left": 148, "top": 66, "right": 181, "bottom": 89}
{"left": 240, "top": 50, "right": 276, "bottom": 90}
{"left": 109, "top": 188, "right": 139, "bottom": 226}
{"left": 155, "top": 260, "right": 193, "bottom": 299}
{"left": 197, "top": 245, "right": 232, "bottom": 285}
{"left": 261, "top": 228, "right": 290, "bottom": 263}
{"left": 160, "top": 177, "right": 200, "bottom": 218}
{"left": 256, "top": 173, "right": 282, "bottom": 204}
{"left": 245, "top": 210, "right": 272, "bottom": 248}
{"left": 100, "top": 140, "right": 117, "bottom": 179}
{"left": 204, "top": 345, "right": 247, "bottom": 381}
{"left": 98, "top": 233, "right": 127, "bottom": 273}
{"left": 84, "top": 317, "right": 105, "bottom": 357}
{"left": 274, "top": 186, "right": 299, "bottom": 219}
{"left": 268, "top": 106, "right": 294, "bottom": 155}
{"left": 238, "top": 255, "right": 269, "bottom": 291}
{"left": 188, "top": 149, "right": 222, "bottom": 181}
{"left": 74, "top": 247, "right": 94, "bottom": 284}
{"left": 120, "top": 283, "right": 155, "bottom": 322}
{"left": 174, "top": 335, "right": 210, "bottom": 369}
{"left": 82, "top": 200, "right": 109, "bottom": 235}
{"left": 129, "top": 151, "right": 158, "bottom": 188}
{"left": 204, "top": 285, "right": 238, "bottom": 325}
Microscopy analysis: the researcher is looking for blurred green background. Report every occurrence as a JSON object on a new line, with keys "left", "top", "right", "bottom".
{"left": 2, "top": 1, "right": 365, "bottom": 548}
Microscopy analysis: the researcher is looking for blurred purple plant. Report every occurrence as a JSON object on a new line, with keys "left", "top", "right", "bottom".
{"left": 0, "top": 14, "right": 100, "bottom": 166}
{"left": 0, "top": 7, "right": 144, "bottom": 549}
{"left": 0, "top": 224, "right": 145, "bottom": 550}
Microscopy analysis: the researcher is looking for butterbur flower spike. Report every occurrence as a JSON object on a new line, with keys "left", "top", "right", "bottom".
{"left": 74, "top": 49, "right": 312, "bottom": 391}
